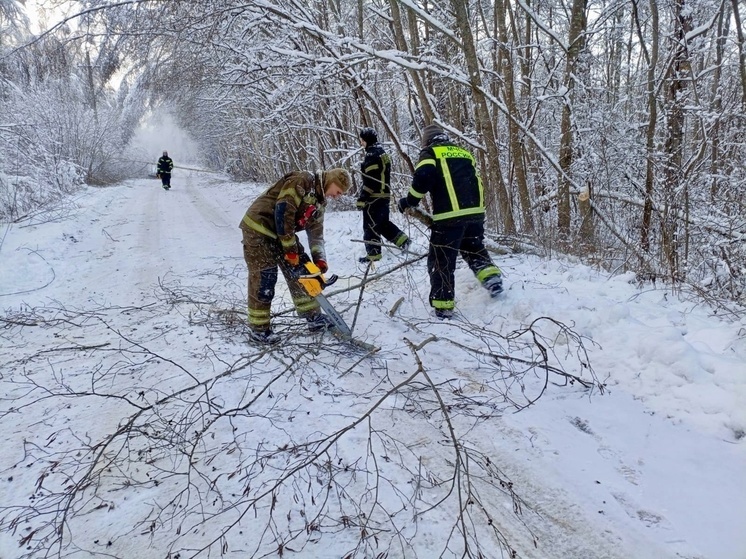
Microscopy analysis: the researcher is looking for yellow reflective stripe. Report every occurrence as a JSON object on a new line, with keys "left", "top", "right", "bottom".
{"left": 415, "top": 158, "right": 436, "bottom": 170}
{"left": 293, "top": 297, "right": 319, "bottom": 312}
{"left": 431, "top": 207, "right": 485, "bottom": 221}
{"left": 242, "top": 215, "right": 277, "bottom": 239}
{"left": 281, "top": 237, "right": 296, "bottom": 248}
{"left": 431, "top": 146, "right": 483, "bottom": 217}
{"left": 436, "top": 155, "right": 460, "bottom": 212}
{"left": 442, "top": 160, "right": 459, "bottom": 211}
{"left": 476, "top": 266, "right": 501, "bottom": 282}
{"left": 279, "top": 187, "right": 301, "bottom": 205}
{"left": 431, "top": 299, "right": 455, "bottom": 310}
{"left": 248, "top": 308, "right": 271, "bottom": 326}
{"left": 432, "top": 145, "right": 475, "bottom": 162}
{"left": 408, "top": 187, "right": 425, "bottom": 199}
{"left": 302, "top": 193, "right": 316, "bottom": 204}
{"left": 364, "top": 165, "right": 386, "bottom": 194}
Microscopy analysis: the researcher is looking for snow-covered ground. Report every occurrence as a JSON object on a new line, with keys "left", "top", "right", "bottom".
{"left": 1, "top": 169, "right": 744, "bottom": 559}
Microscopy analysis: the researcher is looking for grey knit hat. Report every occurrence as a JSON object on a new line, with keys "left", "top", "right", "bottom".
{"left": 421, "top": 124, "right": 449, "bottom": 148}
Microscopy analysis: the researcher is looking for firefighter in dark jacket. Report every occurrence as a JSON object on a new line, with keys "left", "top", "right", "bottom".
{"left": 398, "top": 124, "right": 503, "bottom": 319}
{"left": 357, "top": 128, "right": 410, "bottom": 263}
{"left": 157, "top": 151, "right": 174, "bottom": 189}
{"left": 239, "top": 168, "right": 351, "bottom": 344}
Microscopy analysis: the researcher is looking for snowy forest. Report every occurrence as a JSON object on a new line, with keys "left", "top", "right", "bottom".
{"left": 1, "top": 0, "right": 744, "bottom": 302}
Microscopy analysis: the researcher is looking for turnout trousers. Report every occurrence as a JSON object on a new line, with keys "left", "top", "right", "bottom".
{"left": 241, "top": 229, "right": 320, "bottom": 332}
{"left": 427, "top": 220, "right": 501, "bottom": 310}
{"left": 362, "top": 197, "right": 408, "bottom": 258}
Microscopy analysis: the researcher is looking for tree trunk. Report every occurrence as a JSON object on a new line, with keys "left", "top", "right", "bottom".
{"left": 450, "top": 0, "right": 515, "bottom": 234}
{"left": 557, "top": 0, "right": 587, "bottom": 238}
{"left": 661, "top": 0, "right": 692, "bottom": 281}
{"left": 639, "top": 0, "right": 658, "bottom": 253}
{"left": 408, "top": 2, "right": 437, "bottom": 121}
{"left": 731, "top": 0, "right": 746, "bottom": 108}
{"left": 495, "top": 0, "right": 534, "bottom": 233}
{"left": 576, "top": 173, "right": 593, "bottom": 251}
{"left": 710, "top": 2, "right": 728, "bottom": 200}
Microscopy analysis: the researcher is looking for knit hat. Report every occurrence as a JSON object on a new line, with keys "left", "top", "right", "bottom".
{"left": 324, "top": 168, "right": 351, "bottom": 193}
{"left": 421, "top": 124, "right": 449, "bottom": 148}
{"left": 359, "top": 127, "right": 378, "bottom": 144}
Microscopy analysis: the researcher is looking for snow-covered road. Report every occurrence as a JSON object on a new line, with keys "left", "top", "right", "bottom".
{"left": 1, "top": 171, "right": 744, "bottom": 559}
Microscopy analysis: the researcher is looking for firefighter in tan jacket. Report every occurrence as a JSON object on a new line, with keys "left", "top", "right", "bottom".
{"left": 239, "top": 168, "right": 351, "bottom": 344}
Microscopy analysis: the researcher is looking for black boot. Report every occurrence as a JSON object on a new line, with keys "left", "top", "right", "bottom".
{"left": 249, "top": 329, "right": 280, "bottom": 344}
{"left": 434, "top": 309, "right": 454, "bottom": 320}
{"left": 483, "top": 274, "right": 503, "bottom": 297}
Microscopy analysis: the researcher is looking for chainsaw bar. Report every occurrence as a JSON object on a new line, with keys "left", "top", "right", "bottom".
{"left": 314, "top": 293, "right": 352, "bottom": 337}
{"left": 296, "top": 262, "right": 379, "bottom": 352}
{"left": 296, "top": 262, "right": 352, "bottom": 337}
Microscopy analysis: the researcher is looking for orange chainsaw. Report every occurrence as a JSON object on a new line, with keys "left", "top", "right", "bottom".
{"left": 296, "top": 261, "right": 352, "bottom": 337}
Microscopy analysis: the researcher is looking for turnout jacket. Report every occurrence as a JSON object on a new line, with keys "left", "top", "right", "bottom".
{"left": 239, "top": 171, "right": 326, "bottom": 260}
{"left": 406, "top": 141, "right": 485, "bottom": 223}
{"left": 358, "top": 143, "right": 391, "bottom": 205}
{"left": 157, "top": 156, "right": 174, "bottom": 175}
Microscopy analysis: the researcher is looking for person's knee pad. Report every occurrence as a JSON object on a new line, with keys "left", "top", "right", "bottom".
{"left": 258, "top": 269, "right": 278, "bottom": 302}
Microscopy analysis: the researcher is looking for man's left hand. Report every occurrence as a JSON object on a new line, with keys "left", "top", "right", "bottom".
{"left": 314, "top": 259, "right": 328, "bottom": 273}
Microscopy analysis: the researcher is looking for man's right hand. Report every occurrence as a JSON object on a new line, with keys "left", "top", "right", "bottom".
{"left": 284, "top": 252, "right": 300, "bottom": 266}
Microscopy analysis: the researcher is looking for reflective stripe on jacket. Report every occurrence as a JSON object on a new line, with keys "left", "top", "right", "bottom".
{"left": 157, "top": 156, "right": 174, "bottom": 174}
{"left": 408, "top": 143, "right": 484, "bottom": 222}
{"left": 238, "top": 171, "right": 326, "bottom": 259}
{"left": 359, "top": 143, "right": 391, "bottom": 201}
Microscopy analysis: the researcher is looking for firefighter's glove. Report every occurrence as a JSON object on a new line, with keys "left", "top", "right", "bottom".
{"left": 284, "top": 252, "right": 300, "bottom": 267}
{"left": 314, "top": 258, "right": 328, "bottom": 273}
{"left": 397, "top": 197, "right": 410, "bottom": 213}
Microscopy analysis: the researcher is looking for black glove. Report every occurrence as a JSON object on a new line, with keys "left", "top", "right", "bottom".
{"left": 397, "top": 197, "right": 410, "bottom": 213}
